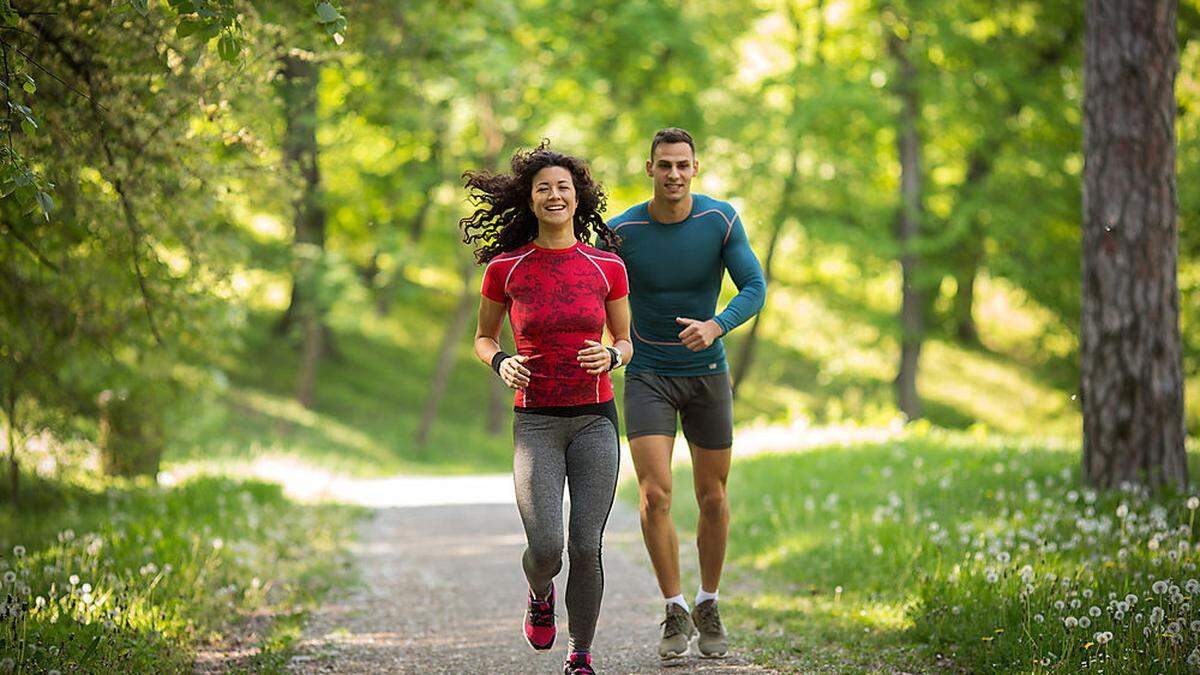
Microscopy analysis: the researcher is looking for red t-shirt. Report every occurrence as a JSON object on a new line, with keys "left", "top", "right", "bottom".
{"left": 481, "top": 240, "right": 629, "bottom": 407}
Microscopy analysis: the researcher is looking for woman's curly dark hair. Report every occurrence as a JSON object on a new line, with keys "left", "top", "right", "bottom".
{"left": 460, "top": 141, "right": 619, "bottom": 264}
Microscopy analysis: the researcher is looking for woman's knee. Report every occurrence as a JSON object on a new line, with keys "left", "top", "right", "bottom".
{"left": 525, "top": 538, "right": 564, "bottom": 573}
{"left": 567, "top": 536, "right": 602, "bottom": 564}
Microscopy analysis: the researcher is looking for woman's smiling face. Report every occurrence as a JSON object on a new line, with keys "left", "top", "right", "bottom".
{"left": 530, "top": 165, "right": 577, "bottom": 228}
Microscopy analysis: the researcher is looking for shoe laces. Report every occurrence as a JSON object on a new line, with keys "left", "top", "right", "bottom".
{"left": 660, "top": 608, "right": 690, "bottom": 639}
{"left": 695, "top": 601, "right": 723, "bottom": 634}
{"left": 528, "top": 597, "right": 554, "bottom": 627}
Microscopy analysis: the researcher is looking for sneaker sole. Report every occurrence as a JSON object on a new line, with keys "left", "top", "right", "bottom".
{"left": 658, "top": 633, "right": 696, "bottom": 665}
{"left": 659, "top": 652, "right": 688, "bottom": 666}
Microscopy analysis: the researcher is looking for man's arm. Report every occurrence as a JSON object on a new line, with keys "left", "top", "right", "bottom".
{"left": 712, "top": 213, "right": 766, "bottom": 334}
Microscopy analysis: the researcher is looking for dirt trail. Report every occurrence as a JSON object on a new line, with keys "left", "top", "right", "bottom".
{"left": 282, "top": 474, "right": 780, "bottom": 674}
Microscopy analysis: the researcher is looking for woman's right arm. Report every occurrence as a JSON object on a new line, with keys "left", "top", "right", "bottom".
{"left": 475, "top": 297, "right": 530, "bottom": 389}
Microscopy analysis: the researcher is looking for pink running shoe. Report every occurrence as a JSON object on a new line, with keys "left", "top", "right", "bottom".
{"left": 523, "top": 583, "right": 556, "bottom": 650}
{"left": 563, "top": 651, "right": 595, "bottom": 674}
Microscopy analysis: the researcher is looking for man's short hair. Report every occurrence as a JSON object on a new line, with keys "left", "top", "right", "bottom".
{"left": 650, "top": 127, "right": 695, "bottom": 160}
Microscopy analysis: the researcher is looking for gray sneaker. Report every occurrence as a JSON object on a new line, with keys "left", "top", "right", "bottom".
{"left": 691, "top": 599, "right": 729, "bottom": 658}
{"left": 658, "top": 602, "right": 695, "bottom": 663}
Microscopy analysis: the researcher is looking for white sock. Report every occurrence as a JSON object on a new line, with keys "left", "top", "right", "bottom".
{"left": 664, "top": 594, "right": 689, "bottom": 612}
{"left": 695, "top": 587, "right": 719, "bottom": 605}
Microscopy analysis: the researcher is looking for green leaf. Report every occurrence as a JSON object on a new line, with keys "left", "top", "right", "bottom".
{"left": 21, "top": 75, "right": 35, "bottom": 94}
{"left": 35, "top": 190, "right": 53, "bottom": 220}
{"left": 218, "top": 34, "right": 239, "bottom": 62}
{"left": 176, "top": 19, "right": 202, "bottom": 37}
{"left": 19, "top": 118, "right": 35, "bottom": 136}
{"left": 315, "top": 2, "right": 340, "bottom": 23}
{"left": 131, "top": 0, "right": 149, "bottom": 16}
{"left": 198, "top": 23, "right": 221, "bottom": 41}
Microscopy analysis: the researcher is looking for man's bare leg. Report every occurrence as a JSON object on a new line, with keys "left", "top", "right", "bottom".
{"left": 630, "top": 434, "right": 680, "bottom": 598}
{"left": 689, "top": 442, "right": 731, "bottom": 594}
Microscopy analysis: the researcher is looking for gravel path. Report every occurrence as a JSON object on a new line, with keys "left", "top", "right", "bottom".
{"left": 285, "top": 474, "right": 780, "bottom": 674}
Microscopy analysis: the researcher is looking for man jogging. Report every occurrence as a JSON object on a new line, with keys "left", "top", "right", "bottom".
{"left": 602, "top": 128, "right": 766, "bottom": 662}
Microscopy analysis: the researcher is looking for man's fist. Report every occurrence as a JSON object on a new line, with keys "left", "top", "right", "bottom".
{"left": 675, "top": 317, "right": 724, "bottom": 352}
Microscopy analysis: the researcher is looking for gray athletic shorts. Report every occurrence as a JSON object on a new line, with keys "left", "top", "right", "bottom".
{"left": 623, "top": 371, "right": 733, "bottom": 449}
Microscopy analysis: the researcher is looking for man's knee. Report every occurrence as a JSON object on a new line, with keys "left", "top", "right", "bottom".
{"left": 640, "top": 482, "right": 672, "bottom": 517}
{"left": 696, "top": 485, "right": 728, "bottom": 520}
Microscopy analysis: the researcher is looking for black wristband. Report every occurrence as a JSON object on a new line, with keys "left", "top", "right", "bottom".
{"left": 605, "top": 346, "right": 619, "bottom": 372}
{"left": 491, "top": 351, "right": 512, "bottom": 375}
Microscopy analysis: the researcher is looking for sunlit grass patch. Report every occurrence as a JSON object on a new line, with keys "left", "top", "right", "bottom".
{"left": 0, "top": 473, "right": 360, "bottom": 673}
{"left": 912, "top": 469, "right": 1200, "bottom": 672}
{"left": 621, "top": 430, "right": 1200, "bottom": 671}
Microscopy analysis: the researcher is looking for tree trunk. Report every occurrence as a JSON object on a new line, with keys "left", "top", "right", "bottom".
{"left": 1081, "top": 0, "right": 1185, "bottom": 489}
{"left": 949, "top": 152, "right": 990, "bottom": 345}
{"left": 275, "top": 53, "right": 328, "bottom": 340}
{"left": 953, "top": 260, "right": 979, "bottom": 344}
{"left": 295, "top": 308, "right": 325, "bottom": 408}
{"left": 415, "top": 259, "right": 477, "bottom": 448}
{"left": 732, "top": 169, "right": 791, "bottom": 397}
{"left": 944, "top": 24, "right": 1080, "bottom": 347}
{"left": 731, "top": 0, "right": 820, "bottom": 396}
{"left": 888, "top": 23, "right": 926, "bottom": 422}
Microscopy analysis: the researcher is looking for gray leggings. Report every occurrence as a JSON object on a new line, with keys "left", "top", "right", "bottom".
{"left": 513, "top": 410, "right": 619, "bottom": 653}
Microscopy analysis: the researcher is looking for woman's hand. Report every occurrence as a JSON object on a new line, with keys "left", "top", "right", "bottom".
{"left": 499, "top": 354, "right": 532, "bottom": 389}
{"left": 577, "top": 340, "right": 613, "bottom": 375}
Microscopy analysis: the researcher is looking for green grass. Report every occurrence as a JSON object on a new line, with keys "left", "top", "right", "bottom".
{"left": 621, "top": 430, "right": 1200, "bottom": 673}
{"left": 0, "top": 471, "right": 362, "bottom": 673}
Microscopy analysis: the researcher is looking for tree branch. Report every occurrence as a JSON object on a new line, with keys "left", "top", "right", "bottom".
{"left": 28, "top": 16, "right": 164, "bottom": 345}
{"left": 1, "top": 221, "right": 60, "bottom": 271}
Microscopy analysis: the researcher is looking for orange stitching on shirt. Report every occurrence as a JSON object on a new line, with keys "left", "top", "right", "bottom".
{"left": 611, "top": 220, "right": 648, "bottom": 233}
{"left": 632, "top": 322, "right": 684, "bottom": 346}
{"left": 692, "top": 208, "right": 737, "bottom": 245}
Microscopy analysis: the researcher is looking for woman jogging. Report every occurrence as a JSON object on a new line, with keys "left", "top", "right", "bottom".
{"left": 461, "top": 142, "right": 632, "bottom": 675}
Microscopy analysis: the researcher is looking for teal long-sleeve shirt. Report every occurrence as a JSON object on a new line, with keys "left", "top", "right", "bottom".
{"left": 602, "top": 194, "right": 766, "bottom": 376}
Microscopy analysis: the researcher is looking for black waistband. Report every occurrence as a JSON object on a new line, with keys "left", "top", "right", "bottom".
{"left": 515, "top": 399, "right": 619, "bottom": 433}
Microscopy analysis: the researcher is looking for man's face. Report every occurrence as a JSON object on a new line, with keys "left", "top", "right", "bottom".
{"left": 646, "top": 142, "right": 697, "bottom": 203}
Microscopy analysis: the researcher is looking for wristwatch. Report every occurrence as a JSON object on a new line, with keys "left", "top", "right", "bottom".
{"left": 606, "top": 346, "right": 623, "bottom": 371}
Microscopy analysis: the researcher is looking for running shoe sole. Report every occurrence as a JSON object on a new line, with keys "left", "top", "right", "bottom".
{"left": 658, "top": 635, "right": 693, "bottom": 665}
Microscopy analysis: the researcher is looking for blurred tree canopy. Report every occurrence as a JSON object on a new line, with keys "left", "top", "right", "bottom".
{"left": 2, "top": 0, "right": 1199, "bottom": 491}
